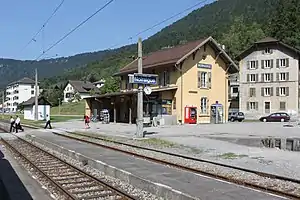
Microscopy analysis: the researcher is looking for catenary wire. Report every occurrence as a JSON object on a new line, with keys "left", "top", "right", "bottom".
{"left": 34, "top": 0, "right": 115, "bottom": 61}
{"left": 20, "top": 0, "right": 66, "bottom": 53}
{"left": 107, "top": 0, "right": 209, "bottom": 50}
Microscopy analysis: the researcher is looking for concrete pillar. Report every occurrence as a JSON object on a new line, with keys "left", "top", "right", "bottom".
{"left": 280, "top": 138, "right": 286, "bottom": 150}
{"left": 113, "top": 103, "right": 116, "bottom": 123}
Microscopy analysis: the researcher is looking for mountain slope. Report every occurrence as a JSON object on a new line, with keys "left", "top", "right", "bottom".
{"left": 0, "top": 0, "right": 278, "bottom": 88}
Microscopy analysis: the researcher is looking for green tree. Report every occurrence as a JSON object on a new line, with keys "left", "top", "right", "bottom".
{"left": 220, "top": 16, "right": 266, "bottom": 59}
{"left": 268, "top": 0, "right": 300, "bottom": 48}
{"left": 100, "top": 77, "right": 120, "bottom": 94}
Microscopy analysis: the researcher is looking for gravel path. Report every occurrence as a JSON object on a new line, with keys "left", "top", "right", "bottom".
{"left": 56, "top": 131, "right": 300, "bottom": 198}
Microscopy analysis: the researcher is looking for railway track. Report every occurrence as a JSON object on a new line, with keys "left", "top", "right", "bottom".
{"left": 1, "top": 134, "right": 136, "bottom": 200}
{"left": 53, "top": 130, "right": 300, "bottom": 200}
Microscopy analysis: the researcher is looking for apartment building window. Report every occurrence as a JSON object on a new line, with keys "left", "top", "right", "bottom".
{"left": 276, "top": 87, "right": 289, "bottom": 96}
{"left": 276, "top": 58, "right": 289, "bottom": 68}
{"left": 249, "top": 61, "right": 257, "bottom": 69}
{"left": 247, "top": 74, "right": 257, "bottom": 82}
{"left": 280, "top": 59, "right": 286, "bottom": 67}
{"left": 262, "top": 60, "right": 272, "bottom": 68}
{"left": 201, "top": 72, "right": 207, "bottom": 88}
{"left": 31, "top": 90, "right": 34, "bottom": 95}
{"left": 31, "top": 85, "right": 34, "bottom": 89}
{"left": 280, "top": 102, "right": 286, "bottom": 111}
{"left": 247, "top": 102, "right": 258, "bottom": 110}
{"left": 262, "top": 87, "right": 273, "bottom": 97}
{"left": 200, "top": 97, "right": 208, "bottom": 114}
{"left": 249, "top": 88, "right": 256, "bottom": 97}
{"left": 232, "top": 87, "right": 238, "bottom": 94}
{"left": 263, "top": 73, "right": 272, "bottom": 82}
{"left": 277, "top": 72, "right": 289, "bottom": 81}
{"left": 264, "top": 48, "right": 272, "bottom": 54}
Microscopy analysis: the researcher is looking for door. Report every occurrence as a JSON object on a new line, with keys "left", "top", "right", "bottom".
{"left": 264, "top": 102, "right": 270, "bottom": 114}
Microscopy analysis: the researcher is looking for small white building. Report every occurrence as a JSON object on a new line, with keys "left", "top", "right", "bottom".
{"left": 23, "top": 96, "right": 51, "bottom": 121}
{"left": 5, "top": 77, "right": 39, "bottom": 112}
{"left": 63, "top": 80, "right": 100, "bottom": 103}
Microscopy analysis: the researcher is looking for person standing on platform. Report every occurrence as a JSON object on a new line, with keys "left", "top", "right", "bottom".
{"left": 44, "top": 114, "right": 52, "bottom": 129}
{"left": 9, "top": 116, "right": 15, "bottom": 132}
{"left": 15, "top": 115, "right": 24, "bottom": 133}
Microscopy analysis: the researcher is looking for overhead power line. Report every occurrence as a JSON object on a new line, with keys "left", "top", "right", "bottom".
{"left": 108, "top": 0, "right": 209, "bottom": 50}
{"left": 20, "top": 0, "right": 66, "bottom": 52}
{"left": 35, "top": 0, "right": 115, "bottom": 61}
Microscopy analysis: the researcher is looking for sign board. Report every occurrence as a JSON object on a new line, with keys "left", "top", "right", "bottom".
{"left": 197, "top": 63, "right": 212, "bottom": 69}
{"left": 128, "top": 73, "right": 158, "bottom": 85}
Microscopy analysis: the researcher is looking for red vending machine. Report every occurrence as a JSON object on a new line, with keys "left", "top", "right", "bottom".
{"left": 184, "top": 106, "right": 197, "bottom": 124}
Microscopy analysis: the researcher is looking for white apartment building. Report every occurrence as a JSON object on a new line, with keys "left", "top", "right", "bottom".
{"left": 5, "top": 77, "right": 39, "bottom": 112}
{"left": 237, "top": 37, "right": 300, "bottom": 119}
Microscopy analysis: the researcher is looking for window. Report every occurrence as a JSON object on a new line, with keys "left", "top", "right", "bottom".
{"left": 249, "top": 88, "right": 256, "bottom": 97}
{"left": 263, "top": 87, "right": 272, "bottom": 96}
{"left": 264, "top": 48, "right": 272, "bottom": 54}
{"left": 280, "top": 59, "right": 286, "bottom": 67}
{"left": 198, "top": 71, "right": 211, "bottom": 88}
{"left": 250, "top": 61, "right": 257, "bottom": 69}
{"left": 264, "top": 73, "right": 271, "bottom": 82}
{"left": 249, "top": 74, "right": 256, "bottom": 82}
{"left": 201, "top": 72, "right": 207, "bottom": 88}
{"left": 163, "top": 70, "right": 170, "bottom": 86}
{"left": 232, "top": 87, "right": 239, "bottom": 94}
{"left": 264, "top": 60, "right": 271, "bottom": 68}
{"left": 277, "top": 87, "right": 289, "bottom": 96}
{"left": 280, "top": 102, "right": 286, "bottom": 111}
{"left": 173, "top": 98, "right": 176, "bottom": 110}
{"left": 200, "top": 97, "right": 208, "bottom": 114}
{"left": 279, "top": 73, "right": 287, "bottom": 81}
{"left": 31, "top": 90, "right": 34, "bottom": 95}
{"left": 249, "top": 102, "right": 257, "bottom": 110}
{"left": 279, "top": 87, "right": 286, "bottom": 96}
{"left": 31, "top": 85, "right": 34, "bottom": 89}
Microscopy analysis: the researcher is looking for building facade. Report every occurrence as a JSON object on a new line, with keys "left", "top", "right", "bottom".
{"left": 63, "top": 80, "right": 100, "bottom": 102}
{"left": 228, "top": 73, "right": 239, "bottom": 113}
{"left": 237, "top": 37, "right": 300, "bottom": 119}
{"left": 85, "top": 37, "right": 238, "bottom": 124}
{"left": 5, "top": 77, "right": 39, "bottom": 112}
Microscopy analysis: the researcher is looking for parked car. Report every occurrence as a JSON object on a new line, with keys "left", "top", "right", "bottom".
{"left": 229, "top": 111, "right": 245, "bottom": 122}
{"left": 259, "top": 112, "right": 290, "bottom": 122}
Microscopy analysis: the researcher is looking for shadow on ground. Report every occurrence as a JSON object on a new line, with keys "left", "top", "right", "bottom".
{"left": 0, "top": 149, "right": 33, "bottom": 200}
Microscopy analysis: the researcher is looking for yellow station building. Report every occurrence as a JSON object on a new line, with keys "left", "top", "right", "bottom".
{"left": 85, "top": 36, "right": 238, "bottom": 125}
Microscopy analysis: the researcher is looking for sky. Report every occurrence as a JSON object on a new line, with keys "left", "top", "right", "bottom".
{"left": 0, "top": 0, "right": 214, "bottom": 60}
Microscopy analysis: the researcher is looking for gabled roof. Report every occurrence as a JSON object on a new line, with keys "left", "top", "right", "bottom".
{"left": 237, "top": 37, "right": 300, "bottom": 61}
{"left": 22, "top": 96, "right": 51, "bottom": 107}
{"left": 8, "top": 77, "right": 35, "bottom": 86}
{"left": 254, "top": 37, "right": 279, "bottom": 44}
{"left": 66, "top": 80, "right": 100, "bottom": 93}
{"left": 114, "top": 36, "right": 238, "bottom": 76}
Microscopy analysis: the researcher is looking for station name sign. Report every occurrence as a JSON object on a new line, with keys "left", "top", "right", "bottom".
{"left": 128, "top": 73, "right": 158, "bottom": 85}
{"left": 198, "top": 63, "right": 212, "bottom": 69}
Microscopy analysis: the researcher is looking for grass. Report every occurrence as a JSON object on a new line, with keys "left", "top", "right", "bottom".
{"left": 51, "top": 100, "right": 85, "bottom": 115}
{"left": 138, "top": 138, "right": 177, "bottom": 148}
{"left": 217, "top": 152, "right": 248, "bottom": 159}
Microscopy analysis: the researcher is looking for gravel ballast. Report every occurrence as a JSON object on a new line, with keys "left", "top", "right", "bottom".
{"left": 4, "top": 137, "right": 164, "bottom": 200}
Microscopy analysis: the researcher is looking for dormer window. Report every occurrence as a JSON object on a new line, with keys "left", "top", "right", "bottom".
{"left": 264, "top": 48, "right": 272, "bottom": 54}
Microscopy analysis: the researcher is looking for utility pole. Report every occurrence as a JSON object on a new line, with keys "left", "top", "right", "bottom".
{"left": 34, "top": 68, "right": 39, "bottom": 121}
{"left": 2, "top": 91, "right": 4, "bottom": 119}
{"left": 136, "top": 38, "right": 144, "bottom": 138}
{"left": 58, "top": 97, "right": 61, "bottom": 115}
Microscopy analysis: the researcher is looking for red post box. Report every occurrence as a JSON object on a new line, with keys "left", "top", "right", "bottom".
{"left": 184, "top": 106, "right": 197, "bottom": 124}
